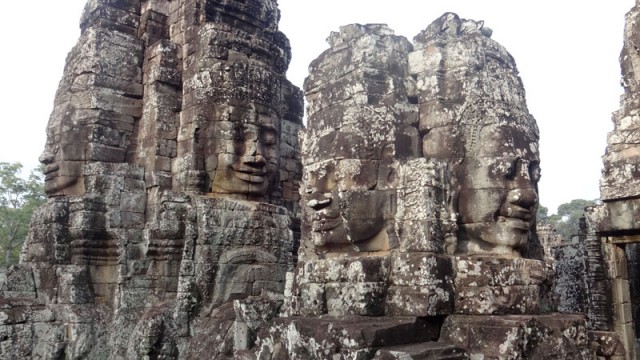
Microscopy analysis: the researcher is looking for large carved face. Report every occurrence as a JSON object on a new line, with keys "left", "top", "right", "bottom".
{"left": 39, "top": 109, "right": 87, "bottom": 197}
{"left": 452, "top": 125, "right": 540, "bottom": 257}
{"left": 206, "top": 106, "right": 279, "bottom": 198}
{"left": 303, "top": 159, "right": 392, "bottom": 250}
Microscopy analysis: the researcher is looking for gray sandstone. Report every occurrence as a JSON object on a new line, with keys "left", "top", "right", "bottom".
{"left": 2, "top": 0, "right": 639, "bottom": 359}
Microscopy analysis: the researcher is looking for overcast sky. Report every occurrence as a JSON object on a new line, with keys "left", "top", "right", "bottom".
{"left": 0, "top": 0, "right": 634, "bottom": 213}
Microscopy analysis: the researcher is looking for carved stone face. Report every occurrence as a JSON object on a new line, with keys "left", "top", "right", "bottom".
{"left": 453, "top": 125, "right": 540, "bottom": 257}
{"left": 207, "top": 107, "right": 279, "bottom": 199}
{"left": 303, "top": 159, "right": 390, "bottom": 249}
{"left": 39, "top": 122, "right": 86, "bottom": 197}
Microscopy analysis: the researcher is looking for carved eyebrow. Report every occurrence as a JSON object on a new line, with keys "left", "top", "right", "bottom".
{"left": 259, "top": 124, "right": 277, "bottom": 132}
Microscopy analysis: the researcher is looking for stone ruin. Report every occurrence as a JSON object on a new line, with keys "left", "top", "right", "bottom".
{"left": 549, "top": 1, "right": 640, "bottom": 359}
{"left": 1, "top": 0, "right": 639, "bottom": 359}
{"left": 4, "top": 0, "right": 303, "bottom": 358}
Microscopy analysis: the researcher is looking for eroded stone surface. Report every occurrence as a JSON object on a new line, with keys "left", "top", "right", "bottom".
{"left": 601, "top": 3, "right": 640, "bottom": 202}
{"left": 441, "top": 314, "right": 595, "bottom": 359}
{"left": 3, "top": 0, "right": 302, "bottom": 358}
{"left": 3, "top": 2, "right": 619, "bottom": 359}
{"left": 256, "top": 316, "right": 443, "bottom": 360}
{"left": 452, "top": 257, "right": 546, "bottom": 315}
{"left": 413, "top": 13, "right": 541, "bottom": 259}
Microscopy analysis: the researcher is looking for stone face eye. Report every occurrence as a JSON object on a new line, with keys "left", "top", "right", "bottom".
{"left": 529, "top": 161, "right": 541, "bottom": 183}
{"left": 504, "top": 159, "right": 518, "bottom": 180}
{"left": 232, "top": 124, "right": 244, "bottom": 141}
{"left": 260, "top": 128, "right": 277, "bottom": 145}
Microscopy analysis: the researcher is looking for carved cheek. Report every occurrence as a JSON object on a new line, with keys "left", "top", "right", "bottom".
{"left": 339, "top": 190, "right": 386, "bottom": 241}
{"left": 457, "top": 189, "right": 506, "bottom": 223}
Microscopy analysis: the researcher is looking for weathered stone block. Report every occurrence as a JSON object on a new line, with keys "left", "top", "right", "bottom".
{"left": 399, "top": 220, "right": 444, "bottom": 253}
{"left": 258, "top": 316, "right": 441, "bottom": 357}
{"left": 385, "top": 285, "right": 452, "bottom": 316}
{"left": 453, "top": 257, "right": 546, "bottom": 287}
{"left": 441, "top": 315, "right": 592, "bottom": 359}
{"left": 57, "top": 266, "right": 94, "bottom": 304}
{"left": 32, "top": 323, "right": 66, "bottom": 359}
{"left": 614, "top": 321, "right": 636, "bottom": 358}
{"left": 389, "top": 252, "right": 452, "bottom": 287}
{"left": 325, "top": 282, "right": 386, "bottom": 316}
{"left": 373, "top": 342, "right": 468, "bottom": 360}
{"left": 455, "top": 285, "right": 541, "bottom": 315}
{"left": 121, "top": 211, "right": 145, "bottom": 228}
{"left": 298, "top": 283, "right": 326, "bottom": 316}
{"left": 611, "top": 278, "right": 631, "bottom": 304}
{"left": 0, "top": 305, "right": 33, "bottom": 325}
{"left": 612, "top": 301, "right": 633, "bottom": 323}
{"left": 588, "top": 331, "right": 627, "bottom": 357}
{"left": 120, "top": 192, "right": 147, "bottom": 213}
{"left": 297, "top": 255, "right": 390, "bottom": 284}
{"left": 88, "top": 143, "right": 127, "bottom": 163}
{"left": 4, "top": 266, "right": 36, "bottom": 293}
{"left": 69, "top": 211, "right": 107, "bottom": 230}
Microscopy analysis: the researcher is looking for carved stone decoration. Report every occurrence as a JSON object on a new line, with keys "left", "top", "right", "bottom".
{"left": 5, "top": 0, "right": 303, "bottom": 358}
{"left": 441, "top": 314, "right": 595, "bottom": 359}
{"left": 40, "top": 2, "right": 145, "bottom": 197}
{"left": 287, "top": 24, "right": 455, "bottom": 322}
{"left": 412, "top": 13, "right": 541, "bottom": 258}
{"left": 301, "top": 24, "right": 413, "bottom": 255}
{"left": 2, "top": 0, "right": 626, "bottom": 357}
{"left": 172, "top": 0, "right": 301, "bottom": 205}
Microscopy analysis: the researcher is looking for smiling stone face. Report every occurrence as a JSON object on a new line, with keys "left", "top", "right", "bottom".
{"left": 412, "top": 12, "right": 542, "bottom": 258}
{"left": 454, "top": 125, "right": 540, "bottom": 257}
{"left": 205, "top": 106, "right": 279, "bottom": 200}
{"left": 39, "top": 106, "right": 88, "bottom": 197}
{"left": 302, "top": 159, "right": 392, "bottom": 250}
{"left": 298, "top": 24, "right": 419, "bottom": 255}
{"left": 40, "top": 142, "right": 84, "bottom": 197}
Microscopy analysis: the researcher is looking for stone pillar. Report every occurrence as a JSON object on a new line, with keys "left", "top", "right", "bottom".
{"left": 593, "top": 2, "right": 640, "bottom": 358}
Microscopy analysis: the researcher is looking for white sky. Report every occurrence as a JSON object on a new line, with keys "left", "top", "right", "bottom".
{"left": 0, "top": 0, "right": 634, "bottom": 214}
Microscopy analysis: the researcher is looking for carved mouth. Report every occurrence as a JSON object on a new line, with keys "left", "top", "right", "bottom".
{"left": 232, "top": 165, "right": 267, "bottom": 184}
{"left": 497, "top": 216, "right": 530, "bottom": 231}
{"left": 43, "top": 164, "right": 59, "bottom": 180}
{"left": 233, "top": 171, "right": 265, "bottom": 183}
{"left": 497, "top": 204, "right": 533, "bottom": 231}
{"left": 312, "top": 212, "right": 342, "bottom": 232}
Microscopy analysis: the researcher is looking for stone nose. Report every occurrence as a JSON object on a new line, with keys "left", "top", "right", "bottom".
{"left": 39, "top": 148, "right": 55, "bottom": 165}
{"left": 242, "top": 154, "right": 266, "bottom": 167}
{"left": 506, "top": 188, "right": 538, "bottom": 211}
{"left": 245, "top": 139, "right": 262, "bottom": 157}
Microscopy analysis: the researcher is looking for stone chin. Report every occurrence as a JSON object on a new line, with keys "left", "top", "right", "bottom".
{"left": 40, "top": 151, "right": 80, "bottom": 197}
{"left": 311, "top": 223, "right": 347, "bottom": 247}
{"left": 310, "top": 216, "right": 386, "bottom": 248}
{"left": 458, "top": 220, "right": 531, "bottom": 257}
{"left": 43, "top": 174, "right": 81, "bottom": 197}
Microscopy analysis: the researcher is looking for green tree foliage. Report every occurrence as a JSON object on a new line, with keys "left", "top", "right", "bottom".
{"left": 0, "top": 163, "right": 46, "bottom": 266}
{"left": 536, "top": 204, "right": 549, "bottom": 224}
{"left": 538, "top": 199, "right": 598, "bottom": 241}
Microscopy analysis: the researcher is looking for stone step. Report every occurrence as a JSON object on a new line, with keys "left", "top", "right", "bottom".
{"left": 260, "top": 316, "right": 445, "bottom": 356}
{"left": 373, "top": 342, "right": 468, "bottom": 360}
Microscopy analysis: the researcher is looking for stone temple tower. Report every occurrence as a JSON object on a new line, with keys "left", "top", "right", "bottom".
{"left": 0, "top": 1, "right": 632, "bottom": 359}
{"left": 5, "top": 0, "right": 303, "bottom": 358}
